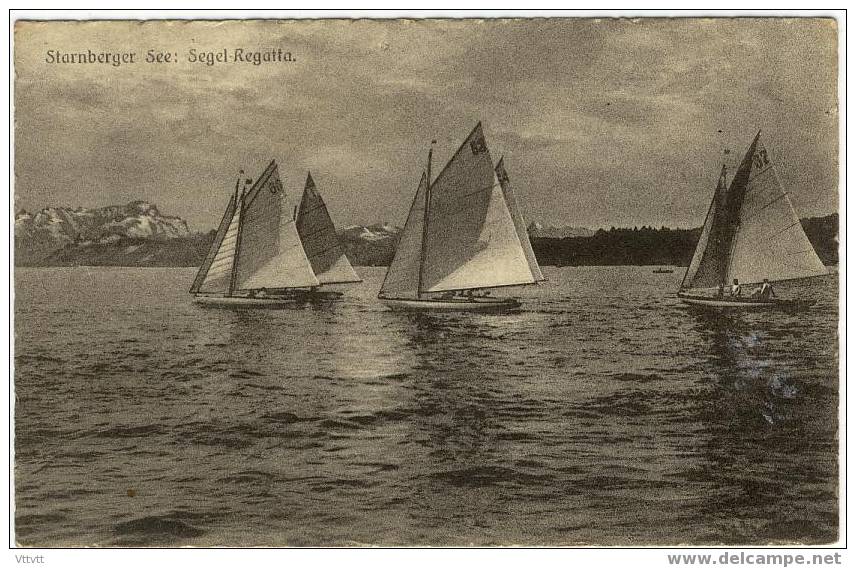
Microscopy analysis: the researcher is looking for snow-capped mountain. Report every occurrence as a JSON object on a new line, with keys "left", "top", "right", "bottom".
{"left": 527, "top": 221, "right": 595, "bottom": 239}
{"left": 15, "top": 201, "right": 191, "bottom": 264}
{"left": 338, "top": 223, "right": 401, "bottom": 242}
{"left": 337, "top": 223, "right": 401, "bottom": 266}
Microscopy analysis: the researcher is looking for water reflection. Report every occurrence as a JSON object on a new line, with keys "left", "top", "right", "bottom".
{"left": 689, "top": 308, "right": 794, "bottom": 427}
{"left": 684, "top": 308, "right": 836, "bottom": 544}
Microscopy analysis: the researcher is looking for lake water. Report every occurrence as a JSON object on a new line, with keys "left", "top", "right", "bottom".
{"left": 13, "top": 266, "right": 839, "bottom": 546}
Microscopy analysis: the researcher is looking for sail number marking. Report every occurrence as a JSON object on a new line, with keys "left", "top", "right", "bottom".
{"left": 753, "top": 149, "right": 770, "bottom": 169}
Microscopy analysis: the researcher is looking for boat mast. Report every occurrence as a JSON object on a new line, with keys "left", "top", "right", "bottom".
{"left": 721, "top": 131, "right": 760, "bottom": 290}
{"left": 228, "top": 174, "right": 249, "bottom": 297}
{"left": 417, "top": 140, "right": 435, "bottom": 299}
{"left": 719, "top": 161, "right": 732, "bottom": 292}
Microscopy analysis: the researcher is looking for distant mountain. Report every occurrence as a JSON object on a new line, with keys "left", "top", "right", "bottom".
{"left": 337, "top": 223, "right": 400, "bottom": 266}
{"left": 37, "top": 233, "right": 215, "bottom": 268}
{"left": 14, "top": 201, "right": 837, "bottom": 269}
{"left": 527, "top": 221, "right": 595, "bottom": 239}
{"left": 15, "top": 201, "right": 191, "bottom": 265}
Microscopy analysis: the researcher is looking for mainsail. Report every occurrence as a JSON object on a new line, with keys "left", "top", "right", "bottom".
{"left": 726, "top": 136, "right": 827, "bottom": 284}
{"left": 379, "top": 123, "right": 543, "bottom": 299}
{"left": 233, "top": 161, "right": 319, "bottom": 290}
{"left": 193, "top": 160, "right": 321, "bottom": 296}
{"left": 296, "top": 172, "right": 361, "bottom": 284}
{"left": 681, "top": 132, "right": 827, "bottom": 291}
{"left": 421, "top": 123, "right": 541, "bottom": 293}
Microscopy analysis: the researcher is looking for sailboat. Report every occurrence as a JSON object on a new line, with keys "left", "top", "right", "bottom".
{"left": 296, "top": 171, "right": 362, "bottom": 287}
{"left": 190, "top": 161, "right": 360, "bottom": 307}
{"left": 678, "top": 131, "right": 828, "bottom": 308}
{"left": 378, "top": 122, "right": 544, "bottom": 312}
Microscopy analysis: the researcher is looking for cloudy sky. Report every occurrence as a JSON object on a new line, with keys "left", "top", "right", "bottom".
{"left": 14, "top": 17, "right": 838, "bottom": 231}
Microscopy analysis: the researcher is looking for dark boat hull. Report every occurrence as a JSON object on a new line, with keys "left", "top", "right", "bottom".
{"left": 678, "top": 293, "right": 814, "bottom": 310}
{"left": 379, "top": 296, "right": 521, "bottom": 313}
{"left": 193, "top": 290, "right": 343, "bottom": 309}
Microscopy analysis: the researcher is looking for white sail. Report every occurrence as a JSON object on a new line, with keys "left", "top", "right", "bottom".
{"left": 198, "top": 199, "right": 241, "bottom": 294}
{"left": 191, "top": 192, "right": 237, "bottom": 294}
{"left": 422, "top": 123, "right": 536, "bottom": 292}
{"left": 296, "top": 172, "right": 361, "bottom": 284}
{"left": 378, "top": 172, "right": 428, "bottom": 299}
{"left": 495, "top": 157, "right": 545, "bottom": 283}
{"left": 726, "top": 137, "right": 827, "bottom": 285}
{"left": 234, "top": 161, "right": 320, "bottom": 290}
{"left": 237, "top": 219, "right": 319, "bottom": 289}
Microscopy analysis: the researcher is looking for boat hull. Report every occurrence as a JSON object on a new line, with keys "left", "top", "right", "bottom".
{"left": 379, "top": 296, "right": 521, "bottom": 313}
{"left": 678, "top": 293, "right": 812, "bottom": 309}
{"left": 193, "top": 290, "right": 343, "bottom": 309}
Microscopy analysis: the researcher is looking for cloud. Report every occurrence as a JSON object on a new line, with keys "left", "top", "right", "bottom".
{"left": 14, "top": 17, "right": 838, "bottom": 230}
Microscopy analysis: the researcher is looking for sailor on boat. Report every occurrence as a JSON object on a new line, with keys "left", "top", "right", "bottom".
{"left": 676, "top": 131, "right": 828, "bottom": 309}
{"left": 730, "top": 279, "right": 741, "bottom": 297}
{"left": 751, "top": 279, "right": 776, "bottom": 301}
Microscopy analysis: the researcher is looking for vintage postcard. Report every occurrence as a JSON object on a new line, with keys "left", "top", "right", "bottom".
{"left": 11, "top": 12, "right": 842, "bottom": 552}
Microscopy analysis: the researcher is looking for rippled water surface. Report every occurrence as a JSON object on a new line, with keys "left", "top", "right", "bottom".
{"left": 14, "top": 266, "right": 839, "bottom": 546}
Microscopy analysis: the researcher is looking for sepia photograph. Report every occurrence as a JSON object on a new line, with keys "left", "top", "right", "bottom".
{"left": 10, "top": 9, "right": 843, "bottom": 554}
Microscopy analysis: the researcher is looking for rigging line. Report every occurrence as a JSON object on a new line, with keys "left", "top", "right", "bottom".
{"left": 746, "top": 164, "right": 774, "bottom": 184}
{"left": 762, "top": 220, "right": 802, "bottom": 242}
{"left": 784, "top": 248, "right": 821, "bottom": 256}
